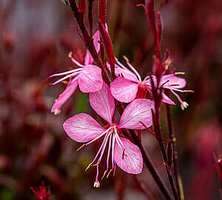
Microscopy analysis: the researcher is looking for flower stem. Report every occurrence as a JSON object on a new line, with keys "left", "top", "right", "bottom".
{"left": 166, "top": 105, "right": 185, "bottom": 200}
{"left": 68, "top": 0, "right": 112, "bottom": 82}
{"left": 150, "top": 76, "right": 179, "bottom": 200}
{"left": 131, "top": 132, "right": 173, "bottom": 200}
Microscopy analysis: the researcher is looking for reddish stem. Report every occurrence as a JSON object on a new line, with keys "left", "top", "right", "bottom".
{"left": 99, "top": 21, "right": 115, "bottom": 78}
{"left": 99, "top": 0, "right": 106, "bottom": 25}
{"left": 78, "top": 0, "right": 86, "bottom": 13}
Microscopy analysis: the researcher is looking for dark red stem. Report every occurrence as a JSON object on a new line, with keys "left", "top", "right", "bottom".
{"left": 99, "top": 0, "right": 106, "bottom": 25}
{"left": 99, "top": 21, "right": 115, "bottom": 78}
{"left": 166, "top": 105, "right": 184, "bottom": 200}
{"left": 68, "top": 0, "right": 111, "bottom": 82}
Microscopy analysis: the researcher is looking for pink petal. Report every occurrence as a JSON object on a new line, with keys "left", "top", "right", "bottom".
{"left": 162, "top": 93, "right": 176, "bottom": 105}
{"left": 84, "top": 50, "right": 93, "bottom": 65}
{"left": 84, "top": 31, "right": 100, "bottom": 65}
{"left": 119, "top": 99, "right": 153, "bottom": 130}
{"left": 93, "top": 30, "right": 101, "bottom": 53}
{"left": 161, "top": 74, "right": 186, "bottom": 89}
{"left": 89, "top": 83, "right": 115, "bottom": 124}
{"left": 51, "top": 80, "right": 78, "bottom": 115}
{"left": 63, "top": 113, "right": 105, "bottom": 143}
{"left": 114, "top": 137, "right": 143, "bottom": 174}
{"left": 78, "top": 65, "right": 103, "bottom": 93}
{"left": 110, "top": 77, "right": 138, "bottom": 103}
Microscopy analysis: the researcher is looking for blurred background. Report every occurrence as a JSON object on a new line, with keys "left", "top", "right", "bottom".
{"left": 0, "top": 0, "right": 222, "bottom": 199}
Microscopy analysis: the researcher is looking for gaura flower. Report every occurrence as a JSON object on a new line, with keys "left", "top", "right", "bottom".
{"left": 146, "top": 74, "right": 192, "bottom": 110}
{"left": 50, "top": 31, "right": 103, "bottom": 115}
{"left": 63, "top": 84, "right": 154, "bottom": 187}
{"left": 110, "top": 57, "right": 191, "bottom": 110}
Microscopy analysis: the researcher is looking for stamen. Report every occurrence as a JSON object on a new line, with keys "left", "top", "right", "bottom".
{"left": 174, "top": 72, "right": 185, "bottom": 75}
{"left": 94, "top": 181, "right": 100, "bottom": 188}
{"left": 93, "top": 132, "right": 112, "bottom": 187}
{"left": 68, "top": 52, "right": 84, "bottom": 67}
{"left": 52, "top": 72, "right": 79, "bottom": 85}
{"left": 94, "top": 165, "right": 100, "bottom": 188}
{"left": 76, "top": 127, "right": 112, "bottom": 151}
{"left": 144, "top": 76, "right": 151, "bottom": 81}
{"left": 123, "top": 56, "right": 142, "bottom": 81}
{"left": 172, "top": 88, "right": 194, "bottom": 93}
{"left": 114, "top": 129, "right": 124, "bottom": 149}
{"left": 101, "top": 133, "right": 113, "bottom": 179}
{"left": 111, "top": 131, "right": 116, "bottom": 170}
{"left": 85, "top": 131, "right": 111, "bottom": 171}
{"left": 50, "top": 68, "right": 82, "bottom": 78}
{"left": 113, "top": 165, "right": 117, "bottom": 176}
{"left": 170, "top": 89, "right": 189, "bottom": 110}
{"left": 94, "top": 133, "right": 111, "bottom": 166}
{"left": 180, "top": 102, "right": 189, "bottom": 110}
{"left": 80, "top": 126, "right": 122, "bottom": 187}
{"left": 115, "top": 58, "right": 128, "bottom": 70}
{"left": 106, "top": 169, "right": 113, "bottom": 178}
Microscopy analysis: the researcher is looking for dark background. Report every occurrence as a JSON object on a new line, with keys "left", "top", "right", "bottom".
{"left": 0, "top": 0, "right": 222, "bottom": 199}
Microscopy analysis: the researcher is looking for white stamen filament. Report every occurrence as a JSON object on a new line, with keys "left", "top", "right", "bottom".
{"left": 102, "top": 133, "right": 113, "bottom": 180}
{"left": 170, "top": 89, "right": 189, "bottom": 110}
{"left": 116, "top": 58, "right": 142, "bottom": 81}
{"left": 50, "top": 68, "right": 82, "bottom": 78}
{"left": 123, "top": 56, "right": 142, "bottom": 81}
{"left": 115, "top": 58, "right": 128, "bottom": 70}
{"left": 94, "top": 132, "right": 111, "bottom": 187}
{"left": 77, "top": 127, "right": 112, "bottom": 151}
{"left": 170, "top": 88, "right": 194, "bottom": 93}
{"left": 174, "top": 72, "right": 185, "bottom": 75}
{"left": 85, "top": 131, "right": 111, "bottom": 171}
{"left": 144, "top": 76, "right": 151, "bottom": 81}
{"left": 68, "top": 52, "right": 84, "bottom": 67}
{"left": 52, "top": 72, "right": 79, "bottom": 85}
{"left": 114, "top": 127, "right": 124, "bottom": 149}
{"left": 77, "top": 125, "right": 124, "bottom": 188}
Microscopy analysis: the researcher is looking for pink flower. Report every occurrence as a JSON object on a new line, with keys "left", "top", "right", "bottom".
{"left": 111, "top": 58, "right": 191, "bottom": 109}
{"left": 31, "top": 184, "right": 50, "bottom": 200}
{"left": 146, "top": 74, "right": 191, "bottom": 110}
{"left": 50, "top": 31, "right": 103, "bottom": 115}
{"left": 63, "top": 84, "right": 154, "bottom": 187}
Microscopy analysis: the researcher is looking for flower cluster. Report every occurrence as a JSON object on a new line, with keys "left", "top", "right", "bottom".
{"left": 50, "top": 29, "right": 190, "bottom": 187}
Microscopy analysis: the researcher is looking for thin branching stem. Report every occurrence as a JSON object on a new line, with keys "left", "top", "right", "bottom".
{"left": 166, "top": 105, "right": 185, "bottom": 200}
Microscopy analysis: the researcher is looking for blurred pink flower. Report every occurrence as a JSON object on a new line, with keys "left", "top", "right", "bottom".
{"left": 63, "top": 84, "right": 154, "bottom": 187}
{"left": 50, "top": 31, "right": 103, "bottom": 114}
{"left": 31, "top": 184, "right": 50, "bottom": 200}
{"left": 111, "top": 58, "right": 191, "bottom": 109}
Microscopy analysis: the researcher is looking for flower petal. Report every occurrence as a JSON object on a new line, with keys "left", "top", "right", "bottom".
{"left": 114, "top": 137, "right": 143, "bottom": 174}
{"left": 119, "top": 99, "right": 153, "bottom": 129}
{"left": 78, "top": 65, "right": 103, "bottom": 93}
{"left": 84, "top": 31, "right": 100, "bottom": 65}
{"left": 162, "top": 93, "right": 176, "bottom": 105}
{"left": 161, "top": 74, "right": 186, "bottom": 89}
{"left": 93, "top": 30, "right": 100, "bottom": 53}
{"left": 89, "top": 83, "right": 115, "bottom": 124}
{"left": 63, "top": 113, "right": 105, "bottom": 143}
{"left": 110, "top": 77, "right": 138, "bottom": 103}
{"left": 51, "top": 80, "right": 78, "bottom": 115}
